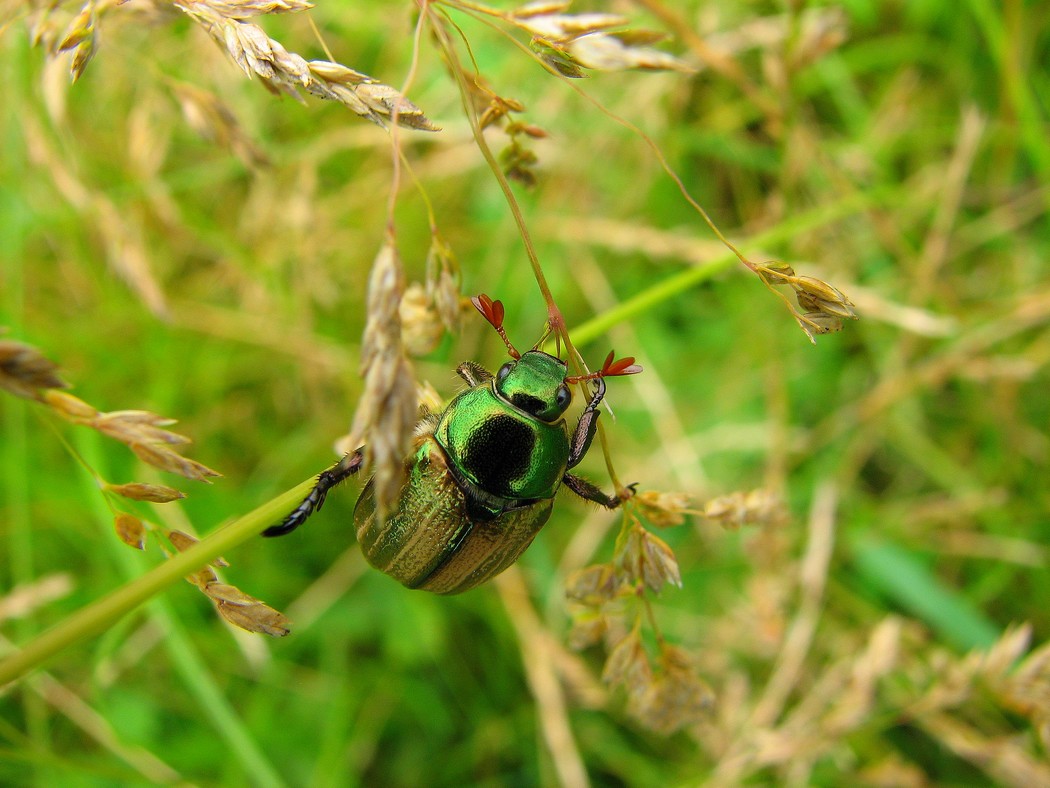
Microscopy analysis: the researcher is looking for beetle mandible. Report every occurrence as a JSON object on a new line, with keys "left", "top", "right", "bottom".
{"left": 263, "top": 293, "right": 641, "bottom": 594}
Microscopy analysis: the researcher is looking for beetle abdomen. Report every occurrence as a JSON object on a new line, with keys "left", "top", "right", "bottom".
{"left": 354, "top": 437, "right": 553, "bottom": 594}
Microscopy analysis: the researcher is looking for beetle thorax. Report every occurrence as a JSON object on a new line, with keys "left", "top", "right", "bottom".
{"left": 434, "top": 353, "right": 572, "bottom": 504}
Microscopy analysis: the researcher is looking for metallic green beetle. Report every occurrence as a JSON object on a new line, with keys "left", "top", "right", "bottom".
{"left": 263, "top": 294, "right": 640, "bottom": 594}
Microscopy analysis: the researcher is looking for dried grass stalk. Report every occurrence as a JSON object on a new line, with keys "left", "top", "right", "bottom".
{"left": 508, "top": 2, "right": 693, "bottom": 75}
{"left": 757, "top": 262, "right": 858, "bottom": 343}
{"left": 0, "top": 339, "right": 69, "bottom": 399}
{"left": 176, "top": 1, "right": 438, "bottom": 130}
{"left": 113, "top": 513, "right": 147, "bottom": 551}
{"left": 347, "top": 238, "right": 417, "bottom": 517}
{"left": 565, "top": 508, "right": 707, "bottom": 734}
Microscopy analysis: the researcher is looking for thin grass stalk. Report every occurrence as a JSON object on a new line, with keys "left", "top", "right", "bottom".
{"left": 0, "top": 478, "right": 316, "bottom": 687}
{"left": 569, "top": 186, "right": 886, "bottom": 346}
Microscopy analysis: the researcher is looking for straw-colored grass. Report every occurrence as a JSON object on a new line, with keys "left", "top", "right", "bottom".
{"left": 2, "top": 1, "right": 1049, "bottom": 784}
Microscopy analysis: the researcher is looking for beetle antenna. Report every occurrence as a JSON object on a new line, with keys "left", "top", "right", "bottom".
{"left": 471, "top": 293, "right": 521, "bottom": 359}
{"left": 565, "top": 350, "right": 643, "bottom": 384}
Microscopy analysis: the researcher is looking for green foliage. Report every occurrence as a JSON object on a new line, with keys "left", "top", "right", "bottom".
{"left": 3, "top": 0, "right": 1050, "bottom": 785}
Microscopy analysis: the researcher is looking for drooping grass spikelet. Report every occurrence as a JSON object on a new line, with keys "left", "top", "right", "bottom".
{"left": 347, "top": 238, "right": 418, "bottom": 518}
{"left": 175, "top": 1, "right": 439, "bottom": 130}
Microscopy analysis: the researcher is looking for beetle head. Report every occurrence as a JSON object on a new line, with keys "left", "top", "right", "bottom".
{"left": 495, "top": 351, "right": 572, "bottom": 422}
{"left": 471, "top": 293, "right": 643, "bottom": 421}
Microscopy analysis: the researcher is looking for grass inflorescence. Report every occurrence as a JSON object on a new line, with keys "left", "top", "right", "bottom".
{"left": 2, "top": 1, "right": 1049, "bottom": 785}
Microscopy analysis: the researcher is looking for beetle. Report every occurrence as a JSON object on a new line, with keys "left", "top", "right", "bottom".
{"left": 263, "top": 293, "right": 641, "bottom": 594}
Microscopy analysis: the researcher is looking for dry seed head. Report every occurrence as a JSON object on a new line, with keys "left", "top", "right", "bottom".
{"left": 415, "top": 380, "right": 444, "bottom": 416}
{"left": 565, "top": 562, "right": 619, "bottom": 605}
{"left": 703, "top": 488, "right": 787, "bottom": 530}
{"left": 0, "top": 339, "right": 69, "bottom": 399}
{"left": 175, "top": 2, "right": 437, "bottom": 130}
{"left": 399, "top": 282, "right": 445, "bottom": 357}
{"left": 568, "top": 608, "right": 608, "bottom": 650}
{"left": 188, "top": 565, "right": 219, "bottom": 588}
{"left": 531, "top": 41, "right": 587, "bottom": 78}
{"left": 509, "top": 6, "right": 691, "bottom": 74}
{"left": 201, "top": 582, "right": 256, "bottom": 605}
{"left": 57, "top": 1, "right": 98, "bottom": 83}
{"left": 213, "top": 597, "right": 291, "bottom": 637}
{"left": 68, "top": 32, "right": 97, "bottom": 83}
{"left": 512, "top": 12, "right": 629, "bottom": 41}
{"left": 202, "top": 582, "right": 291, "bottom": 636}
{"left": 166, "top": 529, "right": 200, "bottom": 553}
{"left": 113, "top": 513, "right": 146, "bottom": 550}
{"left": 610, "top": 29, "right": 670, "bottom": 48}
{"left": 630, "top": 644, "right": 714, "bottom": 734}
{"left": 794, "top": 276, "right": 858, "bottom": 321}
{"left": 57, "top": 3, "right": 94, "bottom": 52}
{"left": 348, "top": 239, "right": 417, "bottom": 517}
{"left": 635, "top": 490, "right": 699, "bottom": 527}
{"left": 601, "top": 625, "right": 650, "bottom": 687}
{"left": 106, "top": 482, "right": 187, "bottom": 503}
{"left": 43, "top": 390, "right": 98, "bottom": 419}
{"left": 616, "top": 524, "right": 682, "bottom": 593}
{"left": 797, "top": 312, "right": 847, "bottom": 339}
{"left": 512, "top": 1, "right": 572, "bottom": 17}
{"left": 756, "top": 261, "right": 858, "bottom": 342}
{"left": 567, "top": 33, "right": 694, "bottom": 73}
{"left": 479, "top": 95, "right": 527, "bottom": 129}
{"left": 164, "top": 529, "right": 229, "bottom": 568}
{"left": 425, "top": 236, "right": 462, "bottom": 333}
{"left": 129, "top": 441, "right": 222, "bottom": 483}
{"left": 82, "top": 409, "right": 220, "bottom": 484}
{"left": 196, "top": 0, "right": 314, "bottom": 18}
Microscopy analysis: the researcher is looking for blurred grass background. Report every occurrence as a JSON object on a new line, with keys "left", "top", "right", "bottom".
{"left": 2, "top": 0, "right": 1049, "bottom": 785}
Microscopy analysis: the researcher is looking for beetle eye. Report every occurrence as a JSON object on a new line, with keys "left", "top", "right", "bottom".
{"left": 555, "top": 385, "right": 571, "bottom": 411}
{"left": 496, "top": 362, "right": 514, "bottom": 382}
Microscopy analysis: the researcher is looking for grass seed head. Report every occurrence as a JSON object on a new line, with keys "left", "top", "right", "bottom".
{"left": 615, "top": 522, "right": 682, "bottom": 593}
{"left": 703, "top": 488, "right": 787, "bottom": 530}
{"left": 43, "top": 390, "right": 99, "bottom": 419}
{"left": 113, "top": 513, "right": 146, "bottom": 551}
{"left": 400, "top": 282, "right": 445, "bottom": 357}
{"left": 635, "top": 489, "right": 699, "bottom": 527}
{"left": 203, "top": 582, "right": 291, "bottom": 636}
{"left": 0, "top": 339, "right": 70, "bottom": 399}
{"left": 349, "top": 239, "right": 417, "bottom": 517}
{"left": 106, "top": 482, "right": 187, "bottom": 503}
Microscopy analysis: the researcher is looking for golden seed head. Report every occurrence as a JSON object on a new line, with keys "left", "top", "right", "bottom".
{"left": 635, "top": 490, "right": 699, "bottom": 527}
{"left": 400, "top": 282, "right": 445, "bottom": 358}
{"left": 0, "top": 339, "right": 69, "bottom": 400}
{"left": 106, "top": 482, "right": 187, "bottom": 503}
{"left": 113, "top": 513, "right": 146, "bottom": 551}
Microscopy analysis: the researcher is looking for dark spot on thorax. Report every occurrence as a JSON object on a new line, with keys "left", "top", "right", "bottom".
{"left": 461, "top": 414, "right": 534, "bottom": 497}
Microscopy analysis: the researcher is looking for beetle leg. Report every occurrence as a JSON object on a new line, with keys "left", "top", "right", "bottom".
{"left": 262, "top": 451, "right": 365, "bottom": 537}
{"left": 563, "top": 473, "right": 636, "bottom": 509}
{"left": 456, "top": 361, "right": 494, "bottom": 387}
{"left": 566, "top": 377, "right": 606, "bottom": 470}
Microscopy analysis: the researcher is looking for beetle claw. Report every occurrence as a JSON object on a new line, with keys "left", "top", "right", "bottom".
{"left": 264, "top": 452, "right": 365, "bottom": 537}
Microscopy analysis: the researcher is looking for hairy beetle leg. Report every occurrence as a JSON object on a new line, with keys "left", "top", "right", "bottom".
{"left": 262, "top": 451, "right": 365, "bottom": 537}
{"left": 567, "top": 377, "right": 606, "bottom": 470}
{"left": 456, "top": 360, "right": 494, "bottom": 387}
{"left": 563, "top": 474, "right": 636, "bottom": 509}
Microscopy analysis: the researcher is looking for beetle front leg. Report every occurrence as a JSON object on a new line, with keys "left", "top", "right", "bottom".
{"left": 563, "top": 473, "right": 635, "bottom": 509}
{"left": 262, "top": 451, "right": 365, "bottom": 537}
{"left": 456, "top": 361, "right": 494, "bottom": 387}
{"left": 567, "top": 377, "right": 606, "bottom": 470}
